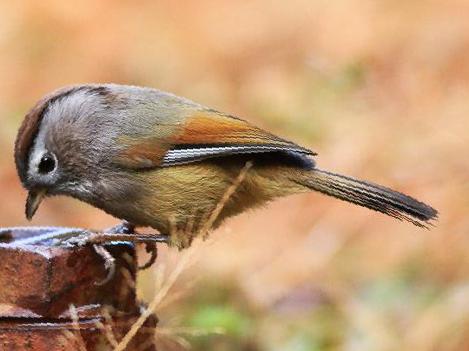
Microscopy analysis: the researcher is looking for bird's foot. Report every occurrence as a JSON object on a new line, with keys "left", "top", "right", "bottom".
{"left": 85, "top": 229, "right": 167, "bottom": 282}
{"left": 51, "top": 231, "right": 91, "bottom": 247}
{"left": 104, "top": 222, "right": 158, "bottom": 270}
{"left": 49, "top": 222, "right": 168, "bottom": 283}
{"left": 106, "top": 221, "right": 136, "bottom": 235}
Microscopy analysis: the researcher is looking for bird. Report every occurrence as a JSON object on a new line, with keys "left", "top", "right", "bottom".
{"left": 15, "top": 83, "right": 438, "bottom": 249}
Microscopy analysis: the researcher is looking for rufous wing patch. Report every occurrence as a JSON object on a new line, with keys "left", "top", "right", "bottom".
{"left": 173, "top": 112, "right": 299, "bottom": 147}
{"left": 114, "top": 110, "right": 315, "bottom": 169}
{"left": 114, "top": 136, "right": 170, "bottom": 169}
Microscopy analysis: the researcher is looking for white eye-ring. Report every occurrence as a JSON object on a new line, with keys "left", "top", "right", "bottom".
{"left": 38, "top": 153, "right": 57, "bottom": 174}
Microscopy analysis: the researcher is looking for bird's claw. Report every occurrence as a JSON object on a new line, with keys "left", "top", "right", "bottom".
{"left": 106, "top": 221, "right": 136, "bottom": 235}
{"left": 45, "top": 222, "right": 164, "bottom": 282}
{"left": 51, "top": 231, "right": 92, "bottom": 247}
{"left": 138, "top": 242, "right": 158, "bottom": 270}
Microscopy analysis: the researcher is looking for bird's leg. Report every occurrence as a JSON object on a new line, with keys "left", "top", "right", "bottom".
{"left": 101, "top": 221, "right": 159, "bottom": 270}
{"left": 1, "top": 224, "right": 164, "bottom": 284}
{"left": 84, "top": 222, "right": 166, "bottom": 283}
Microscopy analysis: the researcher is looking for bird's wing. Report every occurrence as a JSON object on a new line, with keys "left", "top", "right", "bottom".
{"left": 114, "top": 110, "right": 316, "bottom": 169}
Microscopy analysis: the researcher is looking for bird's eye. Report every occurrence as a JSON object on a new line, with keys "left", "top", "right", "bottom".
{"left": 38, "top": 153, "right": 56, "bottom": 174}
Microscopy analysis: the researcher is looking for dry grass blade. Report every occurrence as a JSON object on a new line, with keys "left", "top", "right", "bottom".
{"left": 114, "top": 161, "right": 253, "bottom": 351}
{"left": 94, "top": 306, "right": 119, "bottom": 348}
{"left": 114, "top": 244, "right": 196, "bottom": 351}
{"left": 156, "top": 280, "right": 197, "bottom": 310}
{"left": 63, "top": 304, "right": 88, "bottom": 351}
{"left": 200, "top": 161, "right": 253, "bottom": 238}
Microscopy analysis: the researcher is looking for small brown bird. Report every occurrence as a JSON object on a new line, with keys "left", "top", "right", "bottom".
{"left": 15, "top": 84, "right": 437, "bottom": 249}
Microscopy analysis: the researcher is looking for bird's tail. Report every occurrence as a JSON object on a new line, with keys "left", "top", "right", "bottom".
{"left": 294, "top": 168, "right": 438, "bottom": 227}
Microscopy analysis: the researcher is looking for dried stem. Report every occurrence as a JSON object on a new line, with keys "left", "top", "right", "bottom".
{"left": 114, "top": 161, "right": 253, "bottom": 351}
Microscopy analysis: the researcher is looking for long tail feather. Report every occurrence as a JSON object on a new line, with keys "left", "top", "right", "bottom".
{"left": 297, "top": 169, "right": 438, "bottom": 227}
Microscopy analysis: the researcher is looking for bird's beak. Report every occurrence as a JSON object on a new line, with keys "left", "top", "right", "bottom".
{"left": 26, "top": 189, "right": 47, "bottom": 220}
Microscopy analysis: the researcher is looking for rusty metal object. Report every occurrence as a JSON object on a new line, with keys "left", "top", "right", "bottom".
{"left": 0, "top": 227, "right": 157, "bottom": 350}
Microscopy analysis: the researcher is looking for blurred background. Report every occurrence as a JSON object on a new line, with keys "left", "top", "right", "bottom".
{"left": 0, "top": 1, "right": 468, "bottom": 350}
